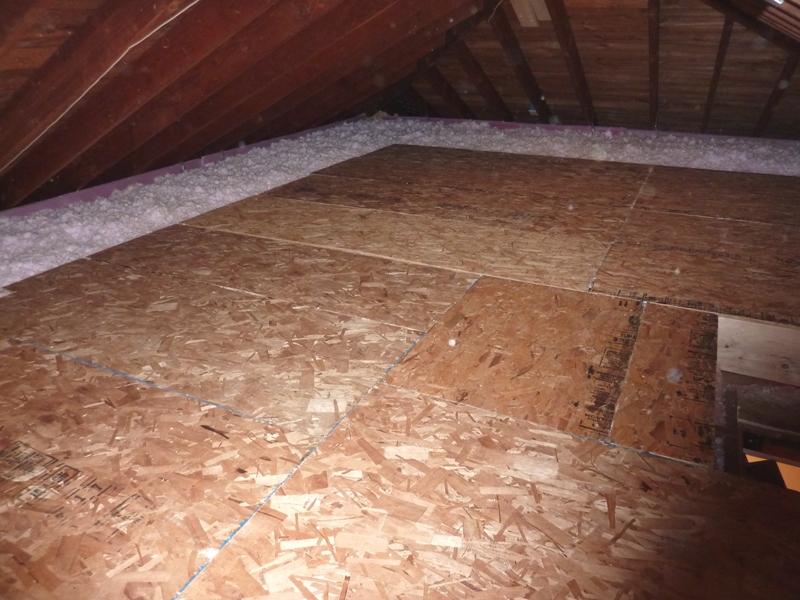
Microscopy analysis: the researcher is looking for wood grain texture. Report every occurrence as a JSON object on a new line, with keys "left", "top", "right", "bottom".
{"left": 718, "top": 316, "right": 800, "bottom": 387}
{"left": 319, "top": 145, "right": 650, "bottom": 206}
{"left": 386, "top": 277, "right": 644, "bottom": 439}
{"left": 0, "top": 338, "right": 306, "bottom": 599}
{"left": 637, "top": 166, "right": 800, "bottom": 226}
{"left": 611, "top": 303, "right": 719, "bottom": 465}
{"left": 0, "top": 259, "right": 418, "bottom": 438}
{"left": 185, "top": 196, "right": 522, "bottom": 275}
{"left": 91, "top": 224, "right": 477, "bottom": 332}
{"left": 593, "top": 243, "right": 800, "bottom": 325}
{"left": 179, "top": 384, "right": 800, "bottom": 600}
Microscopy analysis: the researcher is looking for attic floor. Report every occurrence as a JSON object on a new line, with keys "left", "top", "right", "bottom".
{"left": 1, "top": 145, "right": 799, "bottom": 599}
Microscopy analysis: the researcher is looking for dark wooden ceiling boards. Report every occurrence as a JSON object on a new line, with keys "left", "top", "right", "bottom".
{"left": 0, "top": 0, "right": 798, "bottom": 210}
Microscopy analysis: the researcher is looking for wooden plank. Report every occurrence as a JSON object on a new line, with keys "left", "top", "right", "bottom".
{"left": 178, "top": 383, "right": 800, "bottom": 599}
{"left": 34, "top": 0, "right": 351, "bottom": 202}
{"left": 0, "top": 338, "right": 309, "bottom": 598}
{"left": 397, "top": 85, "right": 441, "bottom": 117}
{"left": 0, "top": 0, "right": 40, "bottom": 60}
{"left": 118, "top": 0, "right": 481, "bottom": 176}
{"left": 0, "top": 0, "right": 279, "bottom": 209}
{"left": 637, "top": 165, "right": 800, "bottom": 226}
{"left": 0, "top": 258, "right": 418, "bottom": 436}
{"left": 489, "top": 4, "right": 552, "bottom": 122}
{"left": 648, "top": 0, "right": 660, "bottom": 129}
{"left": 718, "top": 316, "right": 800, "bottom": 387}
{"left": 92, "top": 224, "right": 477, "bottom": 332}
{"left": 701, "top": 16, "right": 734, "bottom": 132}
{"left": 421, "top": 64, "right": 476, "bottom": 118}
{"left": 0, "top": 0, "right": 197, "bottom": 187}
{"left": 184, "top": 195, "right": 521, "bottom": 274}
{"left": 386, "top": 277, "right": 644, "bottom": 439}
{"left": 612, "top": 303, "right": 719, "bottom": 466}
{"left": 451, "top": 39, "right": 514, "bottom": 121}
{"left": 753, "top": 52, "right": 799, "bottom": 136}
{"left": 592, "top": 243, "right": 800, "bottom": 326}
{"left": 543, "top": 0, "right": 597, "bottom": 125}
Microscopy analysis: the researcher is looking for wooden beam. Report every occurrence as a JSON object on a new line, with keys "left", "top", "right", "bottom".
{"left": 422, "top": 65, "right": 476, "bottom": 119}
{"left": 542, "top": 0, "right": 596, "bottom": 125}
{"left": 29, "top": 0, "right": 352, "bottom": 203}
{"left": 648, "top": 0, "right": 660, "bottom": 130}
{"left": 701, "top": 16, "right": 734, "bottom": 133}
{"left": 718, "top": 316, "right": 800, "bottom": 387}
{"left": 0, "top": 0, "right": 40, "bottom": 59}
{"left": 753, "top": 52, "right": 800, "bottom": 136}
{"left": 218, "top": 1, "right": 497, "bottom": 155}
{"left": 0, "top": 0, "right": 280, "bottom": 210}
{"left": 451, "top": 39, "right": 514, "bottom": 121}
{"left": 0, "top": 0, "right": 198, "bottom": 181}
{"left": 489, "top": 4, "right": 552, "bottom": 123}
{"left": 133, "top": 0, "right": 484, "bottom": 173}
{"left": 700, "top": 0, "right": 800, "bottom": 56}
{"left": 394, "top": 86, "right": 441, "bottom": 118}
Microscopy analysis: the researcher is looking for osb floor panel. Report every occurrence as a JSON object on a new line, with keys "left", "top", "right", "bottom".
{"left": 3, "top": 145, "right": 800, "bottom": 598}
{"left": 0, "top": 259, "right": 419, "bottom": 439}
{"left": 318, "top": 145, "right": 650, "bottom": 207}
{"left": 180, "top": 385, "right": 800, "bottom": 600}
{"left": 639, "top": 165, "right": 800, "bottom": 226}
{"left": 0, "top": 339, "right": 307, "bottom": 600}
{"left": 91, "top": 224, "right": 477, "bottom": 332}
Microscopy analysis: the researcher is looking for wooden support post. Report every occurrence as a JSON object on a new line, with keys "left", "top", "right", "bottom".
{"left": 542, "top": 0, "right": 596, "bottom": 125}
{"left": 451, "top": 39, "right": 514, "bottom": 121}
{"left": 648, "top": 0, "right": 660, "bottom": 130}
{"left": 489, "top": 4, "right": 552, "bottom": 123}
{"left": 422, "top": 65, "right": 476, "bottom": 119}
{"left": 701, "top": 16, "right": 734, "bottom": 133}
{"left": 753, "top": 53, "right": 799, "bottom": 137}
{"left": 0, "top": 0, "right": 279, "bottom": 209}
{"left": 0, "top": 0, "right": 199, "bottom": 184}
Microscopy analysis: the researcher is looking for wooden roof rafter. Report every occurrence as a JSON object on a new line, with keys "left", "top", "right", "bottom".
{"left": 754, "top": 52, "right": 799, "bottom": 136}
{"left": 0, "top": 0, "right": 199, "bottom": 184}
{"left": 701, "top": 15, "right": 735, "bottom": 132}
{"left": 422, "top": 65, "right": 477, "bottom": 119}
{"left": 0, "top": 0, "right": 281, "bottom": 210}
{"left": 701, "top": 0, "right": 800, "bottom": 55}
{"left": 543, "top": 0, "right": 597, "bottom": 125}
{"left": 649, "top": 0, "right": 661, "bottom": 130}
{"left": 451, "top": 39, "right": 515, "bottom": 121}
{"left": 489, "top": 3, "right": 552, "bottom": 123}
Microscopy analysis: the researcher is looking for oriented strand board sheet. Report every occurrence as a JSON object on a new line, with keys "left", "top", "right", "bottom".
{"left": 638, "top": 166, "right": 800, "bottom": 226}
{"left": 618, "top": 210, "right": 800, "bottom": 259}
{"left": 0, "top": 339, "right": 306, "bottom": 600}
{"left": 386, "top": 277, "right": 644, "bottom": 439}
{"left": 92, "top": 225, "right": 477, "bottom": 332}
{"left": 0, "top": 259, "right": 418, "bottom": 438}
{"left": 185, "top": 196, "right": 522, "bottom": 274}
{"left": 268, "top": 173, "right": 631, "bottom": 232}
{"left": 486, "top": 230, "right": 614, "bottom": 291}
{"left": 180, "top": 385, "right": 800, "bottom": 600}
{"left": 318, "top": 145, "right": 650, "bottom": 206}
{"left": 593, "top": 243, "right": 800, "bottom": 324}
{"left": 611, "top": 303, "right": 719, "bottom": 465}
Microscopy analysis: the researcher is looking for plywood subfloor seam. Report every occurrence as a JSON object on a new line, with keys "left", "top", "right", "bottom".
{"left": 4, "top": 336, "right": 272, "bottom": 423}
{"left": 587, "top": 167, "right": 652, "bottom": 292}
{"left": 634, "top": 206, "right": 800, "bottom": 229}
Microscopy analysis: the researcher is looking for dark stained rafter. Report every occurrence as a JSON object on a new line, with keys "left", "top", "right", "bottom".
{"left": 489, "top": 4, "right": 552, "bottom": 123}
{"left": 700, "top": 0, "right": 800, "bottom": 55}
{"left": 451, "top": 39, "right": 514, "bottom": 121}
{"left": 649, "top": 0, "right": 660, "bottom": 130}
{"left": 702, "top": 15, "right": 734, "bottom": 133}
{"left": 0, "top": 0, "right": 280, "bottom": 210}
{"left": 542, "top": 0, "right": 596, "bottom": 125}
{"left": 422, "top": 65, "right": 477, "bottom": 119}
{"left": 753, "top": 52, "right": 799, "bottom": 136}
{"left": 396, "top": 86, "right": 441, "bottom": 118}
{"left": 29, "top": 0, "right": 350, "bottom": 203}
{"left": 0, "top": 0, "right": 198, "bottom": 183}
{"left": 0, "top": 1, "right": 41, "bottom": 60}
{"left": 134, "top": 0, "right": 486, "bottom": 174}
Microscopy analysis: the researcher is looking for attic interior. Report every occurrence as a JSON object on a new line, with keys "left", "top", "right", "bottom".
{"left": 1, "top": 1, "right": 800, "bottom": 599}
